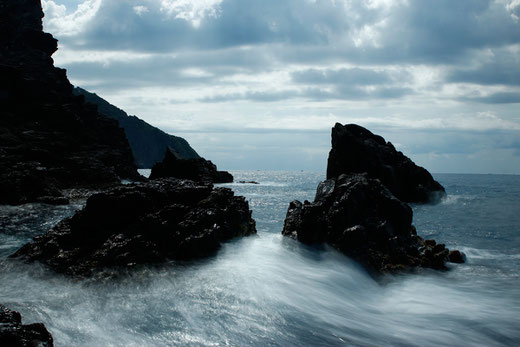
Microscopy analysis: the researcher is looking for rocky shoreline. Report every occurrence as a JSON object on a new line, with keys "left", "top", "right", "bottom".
{"left": 12, "top": 178, "right": 256, "bottom": 277}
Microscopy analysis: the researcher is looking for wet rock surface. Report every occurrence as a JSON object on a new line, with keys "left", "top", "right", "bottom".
{"left": 327, "top": 123, "right": 445, "bottom": 203}
{"left": 12, "top": 178, "right": 256, "bottom": 277}
{"left": 0, "top": 304, "right": 53, "bottom": 347}
{"left": 150, "top": 148, "right": 234, "bottom": 184}
{"left": 282, "top": 174, "right": 463, "bottom": 274}
{"left": 0, "top": 0, "right": 141, "bottom": 205}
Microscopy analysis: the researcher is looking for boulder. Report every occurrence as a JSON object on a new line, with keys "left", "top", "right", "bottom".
{"left": 282, "top": 173, "right": 464, "bottom": 274}
{"left": 150, "top": 148, "right": 233, "bottom": 184}
{"left": 12, "top": 178, "right": 256, "bottom": 277}
{"left": 0, "top": 304, "right": 53, "bottom": 347}
{"left": 326, "top": 123, "right": 445, "bottom": 203}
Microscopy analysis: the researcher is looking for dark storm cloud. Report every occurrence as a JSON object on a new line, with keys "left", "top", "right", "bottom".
{"left": 58, "top": 0, "right": 350, "bottom": 52}
{"left": 49, "top": 0, "right": 520, "bottom": 103}
{"left": 61, "top": 0, "right": 519, "bottom": 59}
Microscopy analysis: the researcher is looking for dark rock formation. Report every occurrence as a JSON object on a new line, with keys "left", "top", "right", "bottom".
{"left": 74, "top": 87, "right": 200, "bottom": 168}
{"left": 238, "top": 181, "right": 259, "bottom": 184}
{"left": 0, "top": 304, "right": 53, "bottom": 347}
{"left": 282, "top": 173, "right": 463, "bottom": 274}
{"left": 447, "top": 250, "right": 466, "bottom": 263}
{"left": 0, "top": 0, "right": 141, "bottom": 205}
{"left": 12, "top": 178, "right": 256, "bottom": 276}
{"left": 150, "top": 148, "right": 233, "bottom": 184}
{"left": 326, "top": 123, "right": 445, "bottom": 203}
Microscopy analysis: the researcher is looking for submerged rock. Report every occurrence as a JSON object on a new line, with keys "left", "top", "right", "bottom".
{"left": 150, "top": 148, "right": 234, "bottom": 184}
{"left": 282, "top": 174, "right": 463, "bottom": 274}
{"left": 0, "top": 304, "right": 53, "bottom": 347}
{"left": 326, "top": 123, "right": 445, "bottom": 203}
{"left": 12, "top": 178, "right": 256, "bottom": 277}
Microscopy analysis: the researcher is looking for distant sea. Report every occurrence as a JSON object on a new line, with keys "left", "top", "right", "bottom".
{"left": 1, "top": 172, "right": 519, "bottom": 346}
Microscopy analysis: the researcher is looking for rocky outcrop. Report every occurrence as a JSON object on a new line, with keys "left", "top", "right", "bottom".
{"left": 326, "top": 123, "right": 445, "bottom": 203}
{"left": 74, "top": 87, "right": 200, "bottom": 168}
{"left": 0, "top": 304, "right": 53, "bottom": 347}
{"left": 12, "top": 178, "right": 256, "bottom": 277}
{"left": 0, "top": 0, "right": 141, "bottom": 205}
{"left": 150, "top": 148, "right": 233, "bottom": 184}
{"left": 282, "top": 174, "right": 463, "bottom": 274}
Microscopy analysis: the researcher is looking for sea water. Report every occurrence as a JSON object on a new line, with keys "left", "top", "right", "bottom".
{"left": 0, "top": 172, "right": 519, "bottom": 346}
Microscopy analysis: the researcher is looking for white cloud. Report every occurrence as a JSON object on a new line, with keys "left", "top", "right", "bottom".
{"left": 133, "top": 5, "right": 149, "bottom": 16}
{"left": 505, "top": 0, "right": 520, "bottom": 20}
{"left": 42, "top": 0, "right": 102, "bottom": 36}
{"left": 159, "top": 0, "right": 222, "bottom": 28}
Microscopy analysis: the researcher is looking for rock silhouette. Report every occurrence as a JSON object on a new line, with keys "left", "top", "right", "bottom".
{"left": 327, "top": 123, "right": 445, "bottom": 203}
{"left": 150, "top": 147, "right": 233, "bottom": 184}
{"left": 0, "top": 0, "right": 141, "bottom": 205}
{"left": 12, "top": 178, "right": 256, "bottom": 277}
{"left": 282, "top": 174, "right": 463, "bottom": 274}
{"left": 74, "top": 87, "right": 200, "bottom": 168}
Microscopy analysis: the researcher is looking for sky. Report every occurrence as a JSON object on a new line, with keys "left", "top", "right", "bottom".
{"left": 41, "top": 0, "right": 520, "bottom": 173}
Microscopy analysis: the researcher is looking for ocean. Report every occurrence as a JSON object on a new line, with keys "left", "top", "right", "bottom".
{"left": 1, "top": 171, "right": 519, "bottom": 346}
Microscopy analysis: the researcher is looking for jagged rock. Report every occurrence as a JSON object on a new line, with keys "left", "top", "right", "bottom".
{"left": 282, "top": 174, "right": 464, "bottom": 274}
{"left": 150, "top": 148, "right": 233, "bottom": 184}
{"left": 74, "top": 87, "right": 200, "bottom": 168}
{"left": 12, "top": 178, "right": 256, "bottom": 277}
{"left": 0, "top": 304, "right": 53, "bottom": 347}
{"left": 326, "top": 123, "right": 445, "bottom": 203}
{"left": 0, "top": 0, "right": 141, "bottom": 205}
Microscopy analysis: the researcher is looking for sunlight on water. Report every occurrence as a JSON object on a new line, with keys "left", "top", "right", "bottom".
{"left": 1, "top": 172, "right": 519, "bottom": 346}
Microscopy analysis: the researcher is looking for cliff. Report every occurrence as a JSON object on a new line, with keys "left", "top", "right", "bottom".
{"left": 74, "top": 87, "right": 200, "bottom": 168}
{"left": 0, "top": 0, "right": 141, "bottom": 205}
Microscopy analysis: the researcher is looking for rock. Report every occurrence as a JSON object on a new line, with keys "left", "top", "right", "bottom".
{"left": 0, "top": 0, "right": 142, "bottom": 205}
{"left": 238, "top": 181, "right": 259, "bottom": 184}
{"left": 282, "top": 173, "right": 463, "bottom": 274}
{"left": 150, "top": 148, "right": 233, "bottom": 184}
{"left": 74, "top": 87, "right": 200, "bottom": 168}
{"left": 326, "top": 123, "right": 446, "bottom": 203}
{"left": 447, "top": 250, "right": 466, "bottom": 263}
{"left": 12, "top": 178, "right": 256, "bottom": 277}
{"left": 0, "top": 304, "right": 53, "bottom": 347}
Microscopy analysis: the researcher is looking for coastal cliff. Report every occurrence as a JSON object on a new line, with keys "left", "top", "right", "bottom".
{"left": 74, "top": 87, "right": 200, "bottom": 168}
{"left": 0, "top": 0, "right": 141, "bottom": 205}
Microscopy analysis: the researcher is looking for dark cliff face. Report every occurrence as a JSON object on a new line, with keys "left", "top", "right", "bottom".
{"left": 0, "top": 0, "right": 141, "bottom": 205}
{"left": 74, "top": 87, "right": 200, "bottom": 168}
{"left": 326, "top": 123, "right": 446, "bottom": 203}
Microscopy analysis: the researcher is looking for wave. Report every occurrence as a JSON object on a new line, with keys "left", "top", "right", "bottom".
{"left": 457, "top": 246, "right": 520, "bottom": 260}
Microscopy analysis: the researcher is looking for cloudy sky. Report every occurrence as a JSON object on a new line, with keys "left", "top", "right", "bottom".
{"left": 42, "top": 0, "right": 520, "bottom": 173}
